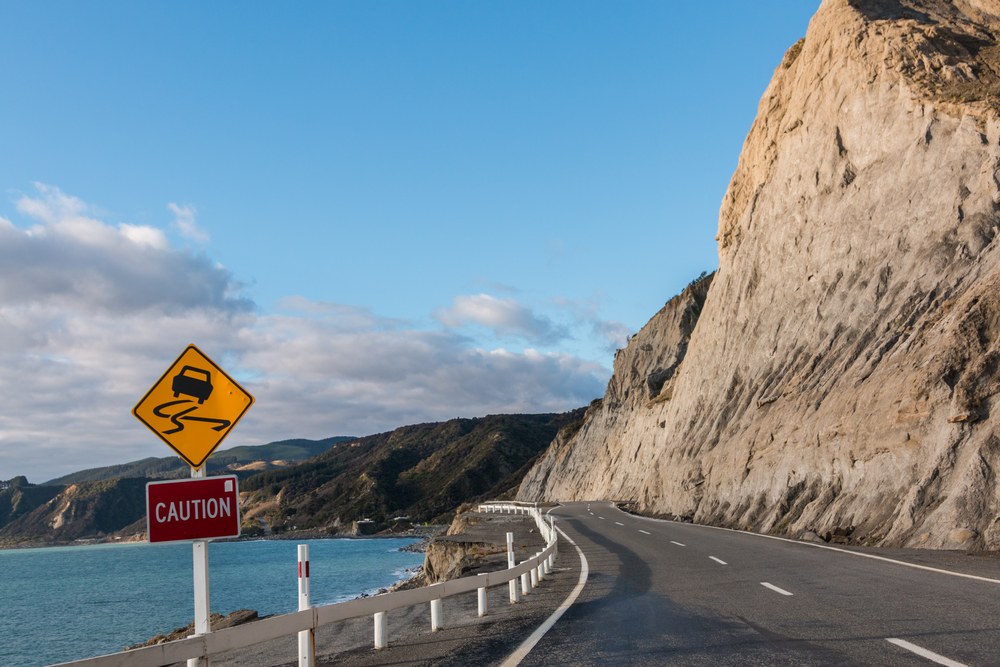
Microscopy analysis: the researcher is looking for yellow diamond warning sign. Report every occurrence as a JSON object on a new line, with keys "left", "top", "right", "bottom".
{"left": 133, "top": 344, "right": 254, "bottom": 469}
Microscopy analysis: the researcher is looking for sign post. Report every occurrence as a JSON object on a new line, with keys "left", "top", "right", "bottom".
{"left": 190, "top": 467, "right": 210, "bottom": 667}
{"left": 134, "top": 345, "right": 254, "bottom": 667}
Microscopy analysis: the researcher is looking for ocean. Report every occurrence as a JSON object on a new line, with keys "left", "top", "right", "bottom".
{"left": 0, "top": 537, "right": 424, "bottom": 667}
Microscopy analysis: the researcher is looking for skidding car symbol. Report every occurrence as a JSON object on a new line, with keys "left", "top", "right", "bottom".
{"left": 172, "top": 366, "right": 214, "bottom": 404}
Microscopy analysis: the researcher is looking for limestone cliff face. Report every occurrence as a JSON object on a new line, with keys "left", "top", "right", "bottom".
{"left": 520, "top": 0, "right": 1000, "bottom": 550}
{"left": 519, "top": 274, "right": 712, "bottom": 501}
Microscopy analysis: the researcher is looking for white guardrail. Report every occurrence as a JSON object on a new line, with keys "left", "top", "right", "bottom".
{"left": 54, "top": 502, "right": 557, "bottom": 667}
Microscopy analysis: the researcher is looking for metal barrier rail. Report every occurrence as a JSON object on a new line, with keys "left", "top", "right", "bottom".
{"left": 55, "top": 503, "right": 556, "bottom": 667}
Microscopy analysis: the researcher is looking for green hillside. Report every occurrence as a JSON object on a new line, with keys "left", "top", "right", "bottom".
{"left": 241, "top": 411, "right": 583, "bottom": 533}
{"left": 43, "top": 437, "right": 353, "bottom": 486}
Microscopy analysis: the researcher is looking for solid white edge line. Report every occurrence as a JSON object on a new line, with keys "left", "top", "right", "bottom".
{"left": 632, "top": 514, "right": 1000, "bottom": 585}
{"left": 709, "top": 556, "right": 727, "bottom": 565}
{"left": 886, "top": 638, "right": 968, "bottom": 667}
{"left": 638, "top": 529, "right": 651, "bottom": 535}
{"left": 499, "top": 525, "right": 589, "bottom": 667}
{"left": 670, "top": 541, "right": 685, "bottom": 547}
{"left": 760, "top": 582, "right": 793, "bottom": 596}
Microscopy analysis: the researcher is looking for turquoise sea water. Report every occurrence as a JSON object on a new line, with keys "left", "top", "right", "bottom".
{"left": 0, "top": 538, "right": 423, "bottom": 667}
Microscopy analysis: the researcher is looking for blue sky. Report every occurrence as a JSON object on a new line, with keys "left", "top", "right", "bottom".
{"left": 0, "top": 2, "right": 819, "bottom": 482}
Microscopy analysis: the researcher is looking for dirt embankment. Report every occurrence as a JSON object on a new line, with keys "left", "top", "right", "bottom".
{"left": 422, "top": 509, "right": 548, "bottom": 584}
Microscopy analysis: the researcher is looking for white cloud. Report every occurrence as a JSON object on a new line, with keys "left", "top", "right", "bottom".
{"left": 275, "top": 296, "right": 407, "bottom": 332}
{"left": 0, "top": 187, "right": 608, "bottom": 483}
{"left": 119, "top": 223, "right": 169, "bottom": 250}
{"left": 0, "top": 184, "right": 250, "bottom": 314}
{"left": 435, "top": 293, "right": 569, "bottom": 344}
{"left": 239, "top": 313, "right": 604, "bottom": 442}
{"left": 16, "top": 182, "right": 90, "bottom": 225}
{"left": 168, "top": 202, "right": 209, "bottom": 244}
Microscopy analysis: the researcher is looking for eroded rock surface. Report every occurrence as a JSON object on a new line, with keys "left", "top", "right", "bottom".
{"left": 520, "top": 0, "right": 1000, "bottom": 550}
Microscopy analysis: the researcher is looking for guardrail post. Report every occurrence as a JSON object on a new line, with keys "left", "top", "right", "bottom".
{"left": 520, "top": 563, "right": 530, "bottom": 595}
{"left": 430, "top": 598, "right": 443, "bottom": 631}
{"left": 530, "top": 557, "right": 538, "bottom": 587}
{"left": 297, "top": 545, "right": 315, "bottom": 667}
{"left": 374, "top": 611, "right": 387, "bottom": 649}
{"left": 507, "top": 532, "right": 519, "bottom": 603}
{"left": 477, "top": 572, "right": 488, "bottom": 617}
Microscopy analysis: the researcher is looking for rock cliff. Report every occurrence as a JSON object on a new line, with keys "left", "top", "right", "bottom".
{"left": 519, "top": 0, "right": 1000, "bottom": 550}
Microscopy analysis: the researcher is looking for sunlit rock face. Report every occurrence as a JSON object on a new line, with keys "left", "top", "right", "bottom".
{"left": 520, "top": 0, "right": 1000, "bottom": 550}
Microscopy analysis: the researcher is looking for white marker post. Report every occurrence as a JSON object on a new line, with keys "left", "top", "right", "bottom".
{"left": 507, "top": 531, "right": 519, "bottom": 603}
{"left": 188, "top": 466, "right": 211, "bottom": 667}
{"left": 298, "top": 545, "right": 315, "bottom": 667}
{"left": 477, "top": 572, "right": 488, "bottom": 617}
{"left": 430, "top": 598, "right": 443, "bottom": 631}
{"left": 374, "top": 611, "right": 387, "bottom": 649}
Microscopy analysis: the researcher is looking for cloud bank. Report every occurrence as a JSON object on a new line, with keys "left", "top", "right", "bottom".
{"left": 435, "top": 293, "right": 569, "bottom": 344}
{"left": 1, "top": 185, "right": 608, "bottom": 482}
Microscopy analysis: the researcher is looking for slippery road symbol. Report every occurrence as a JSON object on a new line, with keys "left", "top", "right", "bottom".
{"left": 133, "top": 344, "right": 254, "bottom": 469}
{"left": 172, "top": 365, "right": 213, "bottom": 404}
{"left": 151, "top": 365, "right": 230, "bottom": 434}
{"left": 152, "top": 400, "right": 232, "bottom": 435}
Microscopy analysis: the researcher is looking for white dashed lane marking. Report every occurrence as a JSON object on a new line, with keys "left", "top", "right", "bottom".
{"left": 709, "top": 556, "right": 727, "bottom": 565}
{"left": 886, "top": 638, "right": 967, "bottom": 667}
{"left": 760, "top": 582, "right": 793, "bottom": 596}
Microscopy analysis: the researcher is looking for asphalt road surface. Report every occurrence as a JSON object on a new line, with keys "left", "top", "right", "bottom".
{"left": 510, "top": 502, "right": 1000, "bottom": 666}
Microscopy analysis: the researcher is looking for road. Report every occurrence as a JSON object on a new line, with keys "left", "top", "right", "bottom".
{"left": 510, "top": 502, "right": 1000, "bottom": 666}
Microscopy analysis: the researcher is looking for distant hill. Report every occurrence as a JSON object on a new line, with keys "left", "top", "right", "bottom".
{"left": 240, "top": 411, "right": 583, "bottom": 535}
{"left": 0, "top": 436, "right": 353, "bottom": 547}
{"left": 0, "top": 477, "right": 149, "bottom": 545}
{"left": 43, "top": 437, "right": 354, "bottom": 486}
{"left": 0, "top": 413, "right": 581, "bottom": 546}
{"left": 0, "top": 477, "right": 63, "bottom": 529}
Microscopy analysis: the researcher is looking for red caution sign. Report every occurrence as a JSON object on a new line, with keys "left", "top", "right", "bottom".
{"left": 146, "top": 475, "right": 241, "bottom": 543}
